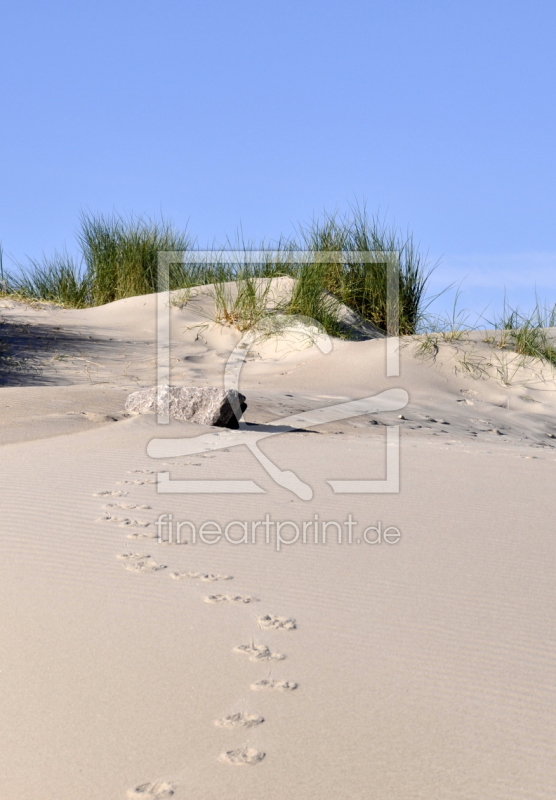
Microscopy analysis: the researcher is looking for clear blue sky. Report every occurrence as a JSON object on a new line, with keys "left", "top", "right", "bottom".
{"left": 1, "top": 0, "right": 555, "bottom": 317}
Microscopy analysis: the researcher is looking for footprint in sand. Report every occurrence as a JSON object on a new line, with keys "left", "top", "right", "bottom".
{"left": 156, "top": 537, "right": 189, "bottom": 546}
{"left": 117, "top": 554, "right": 167, "bottom": 574}
{"left": 170, "top": 571, "right": 232, "bottom": 582}
{"left": 214, "top": 712, "right": 264, "bottom": 729}
{"left": 257, "top": 614, "right": 297, "bottom": 631}
{"left": 126, "top": 530, "right": 158, "bottom": 540}
{"left": 127, "top": 469, "right": 155, "bottom": 474}
{"left": 204, "top": 594, "right": 258, "bottom": 604}
{"left": 233, "top": 643, "right": 285, "bottom": 662}
{"left": 117, "top": 479, "right": 157, "bottom": 485}
{"left": 161, "top": 461, "right": 201, "bottom": 466}
{"left": 104, "top": 503, "right": 151, "bottom": 510}
{"left": 98, "top": 513, "right": 151, "bottom": 527}
{"left": 93, "top": 490, "right": 128, "bottom": 497}
{"left": 251, "top": 679, "right": 298, "bottom": 692}
{"left": 219, "top": 746, "right": 265, "bottom": 766}
{"left": 117, "top": 552, "right": 151, "bottom": 560}
{"left": 126, "top": 782, "right": 175, "bottom": 799}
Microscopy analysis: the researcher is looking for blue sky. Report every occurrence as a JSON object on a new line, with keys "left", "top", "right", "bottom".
{"left": 1, "top": 0, "right": 555, "bottom": 317}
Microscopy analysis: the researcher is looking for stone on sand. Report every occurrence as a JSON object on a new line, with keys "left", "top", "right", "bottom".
{"left": 124, "top": 386, "right": 246, "bottom": 428}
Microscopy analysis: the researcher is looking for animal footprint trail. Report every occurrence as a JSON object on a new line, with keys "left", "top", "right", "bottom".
{"left": 126, "top": 782, "right": 175, "bottom": 799}
{"left": 93, "top": 490, "right": 128, "bottom": 497}
{"left": 257, "top": 614, "right": 297, "bottom": 631}
{"left": 170, "top": 571, "right": 232, "bottom": 581}
{"left": 219, "top": 746, "right": 266, "bottom": 766}
{"left": 204, "top": 594, "right": 258, "bottom": 604}
{"left": 233, "top": 642, "right": 285, "bottom": 662}
{"left": 116, "top": 553, "right": 167, "bottom": 574}
{"left": 214, "top": 712, "right": 264, "bottom": 729}
{"left": 251, "top": 679, "right": 298, "bottom": 692}
{"left": 195, "top": 563, "right": 300, "bottom": 766}
{"left": 127, "top": 469, "right": 156, "bottom": 474}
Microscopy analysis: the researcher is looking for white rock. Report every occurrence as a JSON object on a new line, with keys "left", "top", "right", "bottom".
{"left": 125, "top": 386, "right": 246, "bottom": 428}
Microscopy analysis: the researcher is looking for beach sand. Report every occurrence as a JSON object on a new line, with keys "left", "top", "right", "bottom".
{"left": 1, "top": 289, "right": 555, "bottom": 799}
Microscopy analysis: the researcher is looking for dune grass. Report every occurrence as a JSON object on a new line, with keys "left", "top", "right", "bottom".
{"left": 3, "top": 216, "right": 555, "bottom": 381}
{"left": 2, "top": 214, "right": 193, "bottom": 308}
{"left": 412, "top": 295, "right": 556, "bottom": 382}
{"left": 293, "top": 208, "right": 431, "bottom": 336}
{"left": 206, "top": 273, "right": 280, "bottom": 332}
{"left": 486, "top": 300, "right": 556, "bottom": 367}
{"left": 0, "top": 208, "right": 448, "bottom": 339}
{"left": 179, "top": 208, "right": 434, "bottom": 338}
{"left": 79, "top": 213, "right": 192, "bottom": 304}
{"left": 3, "top": 211, "right": 555, "bottom": 357}
{"left": 4, "top": 253, "right": 92, "bottom": 308}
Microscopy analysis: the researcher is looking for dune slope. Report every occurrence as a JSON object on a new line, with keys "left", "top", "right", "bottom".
{"left": 1, "top": 291, "right": 555, "bottom": 799}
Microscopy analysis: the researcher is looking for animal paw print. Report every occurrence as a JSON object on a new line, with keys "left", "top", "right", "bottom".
{"left": 126, "top": 781, "right": 175, "bottom": 799}
{"left": 233, "top": 642, "right": 285, "bottom": 662}
{"left": 127, "top": 470, "right": 155, "bottom": 474}
{"left": 251, "top": 679, "right": 298, "bottom": 692}
{"left": 214, "top": 712, "right": 264, "bottom": 729}
{"left": 104, "top": 503, "right": 151, "bottom": 510}
{"left": 98, "top": 513, "right": 151, "bottom": 527}
{"left": 257, "top": 614, "right": 296, "bottom": 630}
{"left": 116, "top": 554, "right": 166, "bottom": 574}
{"left": 117, "top": 479, "right": 156, "bottom": 485}
{"left": 170, "top": 571, "right": 232, "bottom": 582}
{"left": 204, "top": 594, "right": 258, "bottom": 604}
{"left": 219, "top": 746, "right": 265, "bottom": 766}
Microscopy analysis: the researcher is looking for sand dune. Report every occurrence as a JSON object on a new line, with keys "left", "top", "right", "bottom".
{"left": 1, "top": 289, "right": 555, "bottom": 798}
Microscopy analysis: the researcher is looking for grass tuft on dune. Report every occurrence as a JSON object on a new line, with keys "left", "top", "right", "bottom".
{"left": 1, "top": 208, "right": 432, "bottom": 337}
{"left": 2, "top": 212, "right": 555, "bottom": 364}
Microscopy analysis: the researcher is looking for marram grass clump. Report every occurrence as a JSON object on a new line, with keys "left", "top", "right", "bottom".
{"left": 4, "top": 253, "right": 92, "bottom": 308}
{"left": 79, "top": 213, "right": 192, "bottom": 304}
{"left": 486, "top": 301, "right": 556, "bottom": 367}
{"left": 3, "top": 208, "right": 432, "bottom": 338}
{"left": 290, "top": 208, "right": 432, "bottom": 336}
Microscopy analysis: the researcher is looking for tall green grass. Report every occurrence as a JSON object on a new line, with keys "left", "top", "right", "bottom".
{"left": 2, "top": 215, "right": 192, "bottom": 307}
{"left": 291, "top": 208, "right": 432, "bottom": 335}
{"left": 2, "top": 208, "right": 434, "bottom": 337}
{"left": 181, "top": 210, "right": 433, "bottom": 337}
{"left": 4, "top": 252, "right": 91, "bottom": 308}
{"left": 79, "top": 213, "right": 192, "bottom": 304}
